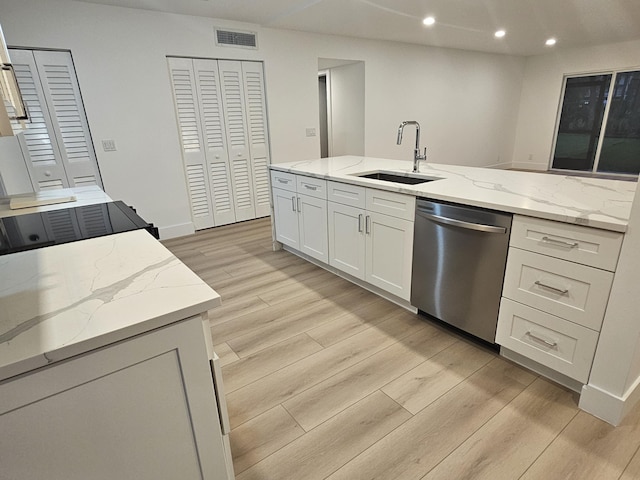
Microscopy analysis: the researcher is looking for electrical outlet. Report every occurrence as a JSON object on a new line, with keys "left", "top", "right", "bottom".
{"left": 306, "top": 128, "right": 316, "bottom": 137}
{"left": 102, "top": 139, "right": 117, "bottom": 152}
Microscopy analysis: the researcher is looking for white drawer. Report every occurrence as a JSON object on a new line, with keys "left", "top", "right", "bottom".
{"left": 510, "top": 215, "right": 623, "bottom": 271}
{"left": 496, "top": 298, "right": 599, "bottom": 383}
{"left": 296, "top": 175, "right": 327, "bottom": 200}
{"left": 365, "top": 188, "right": 415, "bottom": 221}
{"left": 270, "top": 170, "right": 296, "bottom": 193}
{"left": 503, "top": 247, "right": 613, "bottom": 331}
{"left": 328, "top": 181, "right": 366, "bottom": 208}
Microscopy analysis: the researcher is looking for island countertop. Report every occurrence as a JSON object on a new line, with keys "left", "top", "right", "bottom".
{"left": 270, "top": 156, "right": 637, "bottom": 232}
{"left": 0, "top": 229, "right": 221, "bottom": 382}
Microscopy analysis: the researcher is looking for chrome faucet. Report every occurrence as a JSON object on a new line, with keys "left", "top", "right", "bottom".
{"left": 397, "top": 121, "right": 426, "bottom": 173}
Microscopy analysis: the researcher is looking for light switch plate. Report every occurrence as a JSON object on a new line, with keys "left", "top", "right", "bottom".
{"left": 102, "top": 139, "right": 117, "bottom": 152}
{"left": 306, "top": 128, "right": 316, "bottom": 137}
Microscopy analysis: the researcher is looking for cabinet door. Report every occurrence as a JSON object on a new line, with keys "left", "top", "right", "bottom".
{"left": 328, "top": 201, "right": 365, "bottom": 280}
{"left": 298, "top": 193, "right": 328, "bottom": 263}
{"left": 272, "top": 187, "right": 299, "bottom": 249}
{"left": 0, "top": 317, "right": 230, "bottom": 480}
{"left": 365, "top": 211, "right": 414, "bottom": 301}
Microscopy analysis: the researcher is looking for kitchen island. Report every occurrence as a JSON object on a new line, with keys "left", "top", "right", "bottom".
{"left": 0, "top": 226, "right": 234, "bottom": 478}
{"left": 270, "top": 155, "right": 640, "bottom": 426}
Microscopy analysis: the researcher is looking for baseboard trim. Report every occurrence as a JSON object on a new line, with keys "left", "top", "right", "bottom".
{"left": 580, "top": 377, "right": 640, "bottom": 426}
{"left": 510, "top": 162, "right": 548, "bottom": 171}
{"left": 158, "top": 222, "right": 195, "bottom": 240}
{"left": 484, "top": 161, "right": 513, "bottom": 170}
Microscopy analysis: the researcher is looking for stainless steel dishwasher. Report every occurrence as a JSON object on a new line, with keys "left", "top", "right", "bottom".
{"left": 411, "top": 199, "right": 512, "bottom": 343}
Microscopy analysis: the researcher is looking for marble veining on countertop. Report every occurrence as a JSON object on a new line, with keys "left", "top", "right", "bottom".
{"left": 270, "top": 156, "right": 636, "bottom": 232}
{"left": 0, "top": 229, "right": 221, "bottom": 381}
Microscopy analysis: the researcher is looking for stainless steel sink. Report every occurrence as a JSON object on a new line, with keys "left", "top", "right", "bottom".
{"left": 353, "top": 171, "right": 440, "bottom": 185}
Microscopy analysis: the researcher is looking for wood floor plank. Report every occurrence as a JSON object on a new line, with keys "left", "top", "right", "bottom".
{"left": 222, "top": 333, "right": 324, "bottom": 393}
{"left": 421, "top": 377, "right": 579, "bottom": 480}
{"left": 283, "top": 327, "right": 455, "bottom": 431}
{"left": 236, "top": 391, "right": 412, "bottom": 480}
{"left": 620, "top": 444, "right": 640, "bottom": 480}
{"left": 520, "top": 399, "right": 640, "bottom": 480}
{"left": 207, "top": 295, "right": 270, "bottom": 326}
{"left": 226, "top": 312, "right": 427, "bottom": 428}
{"left": 213, "top": 342, "right": 240, "bottom": 366}
{"left": 326, "top": 358, "right": 536, "bottom": 480}
{"left": 229, "top": 405, "right": 305, "bottom": 475}
{"left": 382, "top": 339, "right": 496, "bottom": 414}
{"left": 227, "top": 287, "right": 376, "bottom": 358}
{"left": 305, "top": 295, "right": 403, "bottom": 347}
{"left": 258, "top": 272, "right": 364, "bottom": 307}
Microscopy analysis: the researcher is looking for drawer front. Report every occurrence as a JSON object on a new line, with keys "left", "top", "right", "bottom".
{"left": 496, "top": 298, "right": 599, "bottom": 383}
{"left": 503, "top": 248, "right": 613, "bottom": 331}
{"left": 510, "top": 215, "right": 623, "bottom": 271}
{"left": 296, "top": 175, "right": 327, "bottom": 200}
{"left": 270, "top": 170, "right": 296, "bottom": 193}
{"left": 328, "top": 181, "right": 366, "bottom": 208}
{"left": 365, "top": 188, "right": 415, "bottom": 221}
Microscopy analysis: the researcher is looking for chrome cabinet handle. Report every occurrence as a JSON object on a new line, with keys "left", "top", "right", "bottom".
{"left": 526, "top": 330, "right": 558, "bottom": 348}
{"left": 304, "top": 184, "right": 318, "bottom": 191}
{"left": 277, "top": 178, "right": 289, "bottom": 184}
{"left": 365, "top": 215, "right": 371, "bottom": 234}
{"left": 541, "top": 236, "right": 578, "bottom": 248}
{"left": 358, "top": 214, "right": 363, "bottom": 233}
{"left": 534, "top": 280, "right": 569, "bottom": 295}
{"left": 297, "top": 197, "right": 301, "bottom": 212}
{"left": 416, "top": 210, "right": 507, "bottom": 234}
{"left": 291, "top": 196, "right": 296, "bottom": 212}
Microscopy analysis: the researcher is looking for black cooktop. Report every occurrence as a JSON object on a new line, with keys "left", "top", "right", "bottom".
{"left": 0, "top": 201, "right": 159, "bottom": 256}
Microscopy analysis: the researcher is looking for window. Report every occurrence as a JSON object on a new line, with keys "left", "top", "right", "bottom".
{"left": 551, "top": 70, "right": 640, "bottom": 176}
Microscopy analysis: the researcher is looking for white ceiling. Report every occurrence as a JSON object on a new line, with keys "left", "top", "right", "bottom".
{"left": 75, "top": 0, "right": 640, "bottom": 56}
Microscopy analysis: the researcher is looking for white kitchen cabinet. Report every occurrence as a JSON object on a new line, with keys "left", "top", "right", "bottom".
{"left": 0, "top": 315, "right": 234, "bottom": 480}
{"left": 497, "top": 214, "right": 623, "bottom": 386}
{"left": 327, "top": 181, "right": 414, "bottom": 301}
{"left": 271, "top": 172, "right": 329, "bottom": 263}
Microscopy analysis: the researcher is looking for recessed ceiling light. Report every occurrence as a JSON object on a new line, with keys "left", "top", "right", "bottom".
{"left": 423, "top": 16, "right": 435, "bottom": 26}
{"left": 545, "top": 38, "right": 557, "bottom": 46}
{"left": 494, "top": 30, "right": 506, "bottom": 38}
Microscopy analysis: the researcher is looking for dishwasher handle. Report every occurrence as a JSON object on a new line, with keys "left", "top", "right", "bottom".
{"left": 416, "top": 209, "right": 507, "bottom": 234}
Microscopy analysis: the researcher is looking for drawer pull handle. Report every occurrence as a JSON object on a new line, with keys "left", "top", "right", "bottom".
{"left": 365, "top": 215, "right": 371, "bottom": 234}
{"left": 526, "top": 331, "right": 558, "bottom": 348}
{"left": 297, "top": 197, "right": 301, "bottom": 213}
{"left": 358, "top": 214, "right": 364, "bottom": 233}
{"left": 278, "top": 178, "right": 289, "bottom": 184}
{"left": 304, "top": 184, "right": 318, "bottom": 191}
{"left": 541, "top": 236, "right": 579, "bottom": 249}
{"left": 534, "top": 280, "right": 569, "bottom": 295}
{"left": 291, "top": 196, "right": 296, "bottom": 212}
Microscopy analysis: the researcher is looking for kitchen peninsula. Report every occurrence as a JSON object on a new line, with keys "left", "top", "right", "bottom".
{"left": 270, "top": 155, "right": 640, "bottom": 426}
{"left": 0, "top": 193, "right": 234, "bottom": 479}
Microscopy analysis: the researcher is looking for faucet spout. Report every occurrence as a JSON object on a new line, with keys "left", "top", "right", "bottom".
{"left": 396, "top": 121, "right": 426, "bottom": 173}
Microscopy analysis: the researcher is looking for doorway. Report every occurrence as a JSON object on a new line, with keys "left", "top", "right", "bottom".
{"left": 318, "top": 59, "right": 365, "bottom": 158}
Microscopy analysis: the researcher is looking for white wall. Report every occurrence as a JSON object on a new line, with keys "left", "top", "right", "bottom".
{"left": 0, "top": 0, "right": 525, "bottom": 236}
{"left": 330, "top": 62, "right": 365, "bottom": 156}
{"left": 512, "top": 39, "right": 640, "bottom": 171}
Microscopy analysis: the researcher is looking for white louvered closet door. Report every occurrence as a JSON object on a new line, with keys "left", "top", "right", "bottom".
{"left": 10, "top": 49, "right": 102, "bottom": 190}
{"left": 218, "top": 60, "right": 256, "bottom": 222}
{"left": 242, "top": 62, "right": 271, "bottom": 218}
{"left": 168, "top": 57, "right": 215, "bottom": 230}
{"left": 193, "top": 59, "right": 236, "bottom": 227}
{"left": 10, "top": 49, "right": 70, "bottom": 190}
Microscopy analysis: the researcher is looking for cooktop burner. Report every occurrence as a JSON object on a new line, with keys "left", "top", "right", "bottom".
{"left": 0, "top": 201, "right": 159, "bottom": 256}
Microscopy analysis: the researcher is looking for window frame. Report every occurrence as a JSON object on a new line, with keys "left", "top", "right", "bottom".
{"left": 549, "top": 67, "right": 640, "bottom": 179}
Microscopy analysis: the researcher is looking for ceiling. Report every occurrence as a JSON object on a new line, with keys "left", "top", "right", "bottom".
{"left": 75, "top": 0, "right": 640, "bottom": 56}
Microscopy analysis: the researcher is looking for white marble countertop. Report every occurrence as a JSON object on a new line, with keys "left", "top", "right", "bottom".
{"left": 0, "top": 185, "right": 112, "bottom": 219}
{"left": 270, "top": 156, "right": 637, "bottom": 232}
{"left": 0, "top": 229, "right": 221, "bottom": 382}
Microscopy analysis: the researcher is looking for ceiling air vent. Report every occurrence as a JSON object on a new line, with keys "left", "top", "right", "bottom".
{"left": 215, "top": 28, "right": 258, "bottom": 49}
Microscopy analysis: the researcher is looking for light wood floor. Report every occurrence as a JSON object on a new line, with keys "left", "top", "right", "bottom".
{"left": 163, "top": 218, "right": 640, "bottom": 480}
